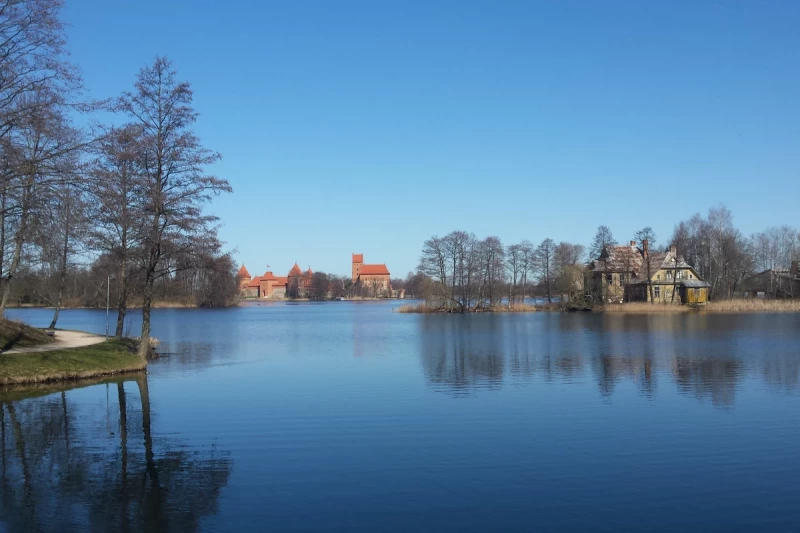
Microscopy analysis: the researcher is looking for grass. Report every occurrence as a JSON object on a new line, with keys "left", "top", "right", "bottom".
{"left": 0, "top": 338, "right": 147, "bottom": 386}
{"left": 0, "top": 318, "right": 54, "bottom": 351}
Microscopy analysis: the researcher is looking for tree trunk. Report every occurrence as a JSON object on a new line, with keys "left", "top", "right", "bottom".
{"left": 115, "top": 260, "right": 128, "bottom": 339}
{"left": 0, "top": 183, "right": 6, "bottom": 280}
{"left": 138, "top": 265, "right": 155, "bottom": 358}
{"left": 48, "top": 210, "right": 71, "bottom": 329}
{"left": 0, "top": 215, "right": 27, "bottom": 314}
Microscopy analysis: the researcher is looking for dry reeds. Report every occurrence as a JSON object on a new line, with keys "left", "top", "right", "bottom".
{"left": 601, "top": 299, "right": 800, "bottom": 314}
{"left": 602, "top": 302, "right": 691, "bottom": 313}
{"left": 396, "top": 303, "right": 436, "bottom": 313}
{"left": 705, "top": 299, "right": 800, "bottom": 313}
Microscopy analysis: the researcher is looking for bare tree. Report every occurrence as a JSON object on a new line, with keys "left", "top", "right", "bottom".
{"left": 505, "top": 243, "right": 521, "bottom": 305}
{"left": 633, "top": 227, "right": 657, "bottom": 251}
{"left": 535, "top": 238, "right": 556, "bottom": 303}
{"left": 38, "top": 176, "right": 88, "bottom": 328}
{"left": 0, "top": 89, "right": 83, "bottom": 314}
{"left": 590, "top": 225, "right": 616, "bottom": 260}
{"left": 519, "top": 240, "right": 533, "bottom": 304}
{"left": 89, "top": 125, "right": 145, "bottom": 337}
{"left": 117, "top": 58, "right": 231, "bottom": 357}
{"left": 0, "top": 0, "right": 81, "bottom": 141}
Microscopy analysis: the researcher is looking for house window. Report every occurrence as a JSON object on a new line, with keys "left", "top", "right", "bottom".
{"left": 654, "top": 286, "right": 661, "bottom": 299}
{"left": 619, "top": 274, "right": 625, "bottom": 286}
{"left": 607, "top": 274, "right": 613, "bottom": 286}
{"left": 656, "top": 274, "right": 660, "bottom": 280}
{"left": 689, "top": 274, "right": 693, "bottom": 279}
{"left": 666, "top": 271, "right": 672, "bottom": 279}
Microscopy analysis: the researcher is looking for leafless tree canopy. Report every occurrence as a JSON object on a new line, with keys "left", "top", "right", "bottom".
{"left": 0, "top": 3, "right": 236, "bottom": 356}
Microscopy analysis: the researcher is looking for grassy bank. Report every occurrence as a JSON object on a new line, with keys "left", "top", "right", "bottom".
{"left": 601, "top": 300, "right": 800, "bottom": 313}
{"left": 0, "top": 319, "right": 54, "bottom": 351}
{"left": 0, "top": 339, "right": 147, "bottom": 386}
{"left": 396, "top": 302, "right": 537, "bottom": 313}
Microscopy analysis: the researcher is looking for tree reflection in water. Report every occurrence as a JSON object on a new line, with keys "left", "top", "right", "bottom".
{"left": 417, "top": 312, "right": 798, "bottom": 406}
{"left": 0, "top": 374, "right": 231, "bottom": 532}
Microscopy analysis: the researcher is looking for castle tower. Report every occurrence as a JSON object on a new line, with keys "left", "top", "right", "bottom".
{"left": 352, "top": 253, "right": 363, "bottom": 283}
{"left": 237, "top": 264, "right": 251, "bottom": 289}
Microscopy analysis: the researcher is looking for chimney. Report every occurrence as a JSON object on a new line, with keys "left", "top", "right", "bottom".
{"left": 630, "top": 240, "right": 636, "bottom": 247}
{"left": 643, "top": 239, "right": 649, "bottom": 255}
{"left": 670, "top": 244, "right": 677, "bottom": 256}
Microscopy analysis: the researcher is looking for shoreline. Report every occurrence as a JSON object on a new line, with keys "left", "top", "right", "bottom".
{"left": 0, "top": 337, "right": 148, "bottom": 387}
{"left": 397, "top": 300, "right": 800, "bottom": 315}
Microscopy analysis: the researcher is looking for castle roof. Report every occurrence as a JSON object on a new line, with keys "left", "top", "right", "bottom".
{"left": 247, "top": 276, "right": 262, "bottom": 288}
{"left": 307, "top": 267, "right": 313, "bottom": 276}
{"left": 352, "top": 253, "right": 364, "bottom": 263}
{"left": 289, "top": 263, "right": 303, "bottom": 276}
{"left": 359, "top": 264, "right": 390, "bottom": 276}
{"left": 238, "top": 264, "right": 251, "bottom": 278}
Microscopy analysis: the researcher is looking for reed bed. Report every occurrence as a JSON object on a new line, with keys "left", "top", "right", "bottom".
{"left": 602, "top": 299, "right": 800, "bottom": 313}
{"left": 705, "top": 299, "right": 800, "bottom": 313}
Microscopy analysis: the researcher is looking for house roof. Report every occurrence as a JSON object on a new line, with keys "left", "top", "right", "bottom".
{"left": 592, "top": 244, "right": 642, "bottom": 273}
{"left": 352, "top": 253, "right": 364, "bottom": 263}
{"left": 359, "top": 264, "right": 390, "bottom": 276}
{"left": 238, "top": 265, "right": 251, "bottom": 278}
{"left": 680, "top": 279, "right": 711, "bottom": 288}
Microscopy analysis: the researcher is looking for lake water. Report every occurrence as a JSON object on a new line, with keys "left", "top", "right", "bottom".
{"left": 2, "top": 303, "right": 800, "bottom": 532}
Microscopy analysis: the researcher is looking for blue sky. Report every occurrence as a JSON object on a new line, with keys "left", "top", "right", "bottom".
{"left": 63, "top": 1, "right": 799, "bottom": 277}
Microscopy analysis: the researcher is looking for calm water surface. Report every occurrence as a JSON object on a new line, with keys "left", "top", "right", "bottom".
{"left": 2, "top": 303, "right": 800, "bottom": 532}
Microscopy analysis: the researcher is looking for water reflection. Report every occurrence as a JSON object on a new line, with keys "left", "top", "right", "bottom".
{"left": 418, "top": 315, "right": 505, "bottom": 394}
{"left": 0, "top": 375, "right": 231, "bottom": 532}
{"left": 417, "top": 313, "right": 800, "bottom": 405}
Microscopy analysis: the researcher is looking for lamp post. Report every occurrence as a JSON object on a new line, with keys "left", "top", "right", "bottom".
{"left": 105, "top": 275, "right": 116, "bottom": 340}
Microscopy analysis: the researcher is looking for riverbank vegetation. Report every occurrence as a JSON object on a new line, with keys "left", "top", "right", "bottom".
{"left": 0, "top": 1, "right": 236, "bottom": 357}
{"left": 396, "top": 302, "right": 537, "bottom": 313}
{"left": 603, "top": 300, "right": 800, "bottom": 314}
{"left": 408, "top": 207, "right": 799, "bottom": 313}
{"left": 0, "top": 339, "right": 147, "bottom": 386}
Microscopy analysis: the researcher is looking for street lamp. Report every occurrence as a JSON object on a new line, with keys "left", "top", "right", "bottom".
{"left": 105, "top": 275, "right": 116, "bottom": 340}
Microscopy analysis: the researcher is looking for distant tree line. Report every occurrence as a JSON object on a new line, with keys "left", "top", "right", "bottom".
{"left": 0, "top": 1, "right": 234, "bottom": 357}
{"left": 413, "top": 231, "right": 586, "bottom": 311}
{"left": 413, "top": 205, "right": 800, "bottom": 311}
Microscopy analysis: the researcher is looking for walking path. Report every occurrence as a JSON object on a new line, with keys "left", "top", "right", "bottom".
{"left": 4, "top": 330, "right": 105, "bottom": 354}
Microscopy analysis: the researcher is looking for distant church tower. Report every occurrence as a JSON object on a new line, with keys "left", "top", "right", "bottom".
{"left": 352, "top": 253, "right": 363, "bottom": 283}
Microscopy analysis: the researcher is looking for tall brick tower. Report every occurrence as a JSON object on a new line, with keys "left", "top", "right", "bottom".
{"left": 352, "top": 253, "right": 363, "bottom": 283}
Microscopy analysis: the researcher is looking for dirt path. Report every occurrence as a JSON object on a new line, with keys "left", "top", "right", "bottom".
{"left": 3, "top": 330, "right": 105, "bottom": 354}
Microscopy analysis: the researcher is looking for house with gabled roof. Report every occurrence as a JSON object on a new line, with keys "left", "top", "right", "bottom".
{"left": 590, "top": 240, "right": 709, "bottom": 304}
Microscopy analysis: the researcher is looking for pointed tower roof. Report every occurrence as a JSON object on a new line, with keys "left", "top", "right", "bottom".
{"left": 289, "top": 263, "right": 303, "bottom": 276}
{"left": 238, "top": 264, "right": 251, "bottom": 278}
{"left": 306, "top": 267, "right": 313, "bottom": 276}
